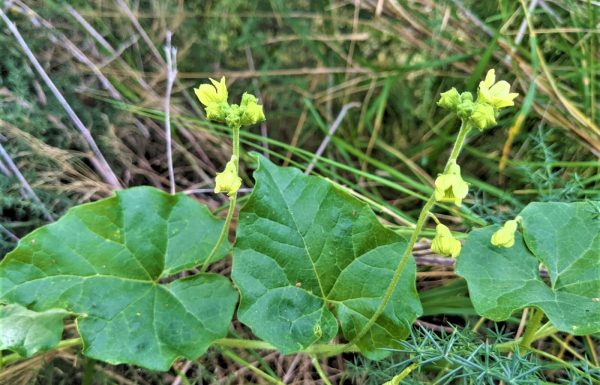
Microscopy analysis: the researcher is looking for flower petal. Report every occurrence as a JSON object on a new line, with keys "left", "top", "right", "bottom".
{"left": 484, "top": 69, "right": 496, "bottom": 88}
{"left": 435, "top": 174, "right": 453, "bottom": 191}
{"left": 490, "top": 80, "right": 511, "bottom": 96}
{"left": 195, "top": 84, "right": 216, "bottom": 106}
{"left": 452, "top": 179, "right": 469, "bottom": 199}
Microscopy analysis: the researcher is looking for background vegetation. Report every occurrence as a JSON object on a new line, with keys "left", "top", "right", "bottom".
{"left": 0, "top": 0, "right": 599, "bottom": 383}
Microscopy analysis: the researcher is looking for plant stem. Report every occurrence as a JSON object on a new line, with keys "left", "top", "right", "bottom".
{"left": 82, "top": 358, "right": 96, "bottom": 385}
{"left": 1, "top": 336, "right": 355, "bottom": 367}
{"left": 385, "top": 362, "right": 419, "bottom": 384}
{"left": 446, "top": 122, "right": 470, "bottom": 171}
{"left": 495, "top": 322, "right": 557, "bottom": 352}
{"left": 215, "top": 338, "right": 275, "bottom": 350}
{"left": 221, "top": 348, "right": 284, "bottom": 385}
{"left": 200, "top": 125, "right": 241, "bottom": 273}
{"left": 215, "top": 338, "right": 358, "bottom": 356}
{"left": 519, "top": 307, "right": 544, "bottom": 351}
{"left": 311, "top": 356, "right": 333, "bottom": 385}
{"left": 344, "top": 120, "right": 471, "bottom": 350}
{"left": 0, "top": 337, "right": 83, "bottom": 366}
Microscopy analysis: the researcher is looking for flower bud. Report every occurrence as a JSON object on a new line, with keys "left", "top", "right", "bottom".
{"left": 205, "top": 102, "right": 226, "bottom": 122}
{"left": 437, "top": 88, "right": 461, "bottom": 110}
{"left": 470, "top": 102, "right": 496, "bottom": 130}
{"left": 431, "top": 224, "right": 462, "bottom": 258}
{"left": 460, "top": 92, "right": 473, "bottom": 102}
{"left": 456, "top": 98, "right": 475, "bottom": 120}
{"left": 214, "top": 155, "right": 242, "bottom": 197}
{"left": 491, "top": 219, "right": 519, "bottom": 248}
{"left": 225, "top": 104, "right": 242, "bottom": 128}
{"left": 434, "top": 161, "right": 469, "bottom": 207}
{"left": 240, "top": 93, "right": 266, "bottom": 126}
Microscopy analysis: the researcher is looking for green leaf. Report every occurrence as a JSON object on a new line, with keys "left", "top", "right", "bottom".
{"left": 456, "top": 201, "right": 600, "bottom": 334}
{"left": 232, "top": 155, "right": 421, "bottom": 356}
{"left": 0, "top": 304, "right": 68, "bottom": 357}
{"left": 0, "top": 187, "right": 237, "bottom": 371}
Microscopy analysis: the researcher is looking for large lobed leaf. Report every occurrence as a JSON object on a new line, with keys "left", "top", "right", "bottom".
{"left": 232, "top": 155, "right": 422, "bottom": 357}
{"left": 456, "top": 201, "right": 600, "bottom": 334}
{"left": 0, "top": 187, "right": 237, "bottom": 370}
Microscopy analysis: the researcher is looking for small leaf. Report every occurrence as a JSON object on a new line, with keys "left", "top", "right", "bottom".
{"left": 232, "top": 155, "right": 422, "bottom": 356}
{"left": 456, "top": 201, "right": 600, "bottom": 334}
{"left": 0, "top": 187, "right": 237, "bottom": 371}
{"left": 0, "top": 304, "right": 68, "bottom": 357}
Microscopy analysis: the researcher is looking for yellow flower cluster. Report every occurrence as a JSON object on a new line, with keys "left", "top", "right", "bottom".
{"left": 194, "top": 77, "right": 267, "bottom": 197}
{"left": 194, "top": 77, "right": 265, "bottom": 126}
{"left": 437, "top": 69, "right": 518, "bottom": 131}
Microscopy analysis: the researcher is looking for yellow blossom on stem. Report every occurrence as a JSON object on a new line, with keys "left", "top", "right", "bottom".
{"left": 194, "top": 77, "right": 229, "bottom": 121}
{"left": 431, "top": 224, "right": 462, "bottom": 258}
{"left": 491, "top": 218, "right": 520, "bottom": 248}
{"left": 434, "top": 161, "right": 469, "bottom": 207}
{"left": 195, "top": 76, "right": 228, "bottom": 106}
{"left": 214, "top": 155, "right": 241, "bottom": 198}
{"left": 477, "top": 69, "right": 519, "bottom": 109}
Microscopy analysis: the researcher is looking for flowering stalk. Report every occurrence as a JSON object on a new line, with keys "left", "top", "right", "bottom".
{"left": 195, "top": 77, "right": 265, "bottom": 273}
{"left": 344, "top": 120, "right": 472, "bottom": 351}
{"left": 200, "top": 124, "right": 240, "bottom": 273}
{"left": 345, "top": 69, "right": 519, "bottom": 352}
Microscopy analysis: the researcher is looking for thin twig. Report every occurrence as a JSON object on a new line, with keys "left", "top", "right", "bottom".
{"left": 0, "top": 156, "right": 12, "bottom": 176}
{"left": 13, "top": 1, "right": 121, "bottom": 100}
{"left": 415, "top": 320, "right": 455, "bottom": 333}
{"left": 0, "top": 9, "right": 121, "bottom": 189}
{"left": 282, "top": 354, "right": 303, "bottom": 384}
{"left": 172, "top": 360, "right": 193, "bottom": 385}
{"left": 164, "top": 31, "right": 177, "bottom": 194}
{"left": 449, "top": 0, "right": 494, "bottom": 37}
{"left": 0, "top": 224, "right": 20, "bottom": 242}
{"left": 0, "top": 141, "right": 54, "bottom": 222}
{"left": 305, "top": 102, "right": 360, "bottom": 174}
{"left": 504, "top": 0, "right": 539, "bottom": 64}
{"left": 115, "top": 0, "right": 165, "bottom": 64}
{"left": 66, "top": 5, "right": 114, "bottom": 53}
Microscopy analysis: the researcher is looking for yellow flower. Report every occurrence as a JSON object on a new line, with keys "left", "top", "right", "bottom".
{"left": 431, "top": 224, "right": 462, "bottom": 258}
{"left": 214, "top": 156, "right": 241, "bottom": 197}
{"left": 194, "top": 76, "right": 228, "bottom": 107}
{"left": 434, "top": 162, "right": 469, "bottom": 206}
{"left": 477, "top": 69, "right": 519, "bottom": 109}
{"left": 491, "top": 219, "right": 519, "bottom": 248}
